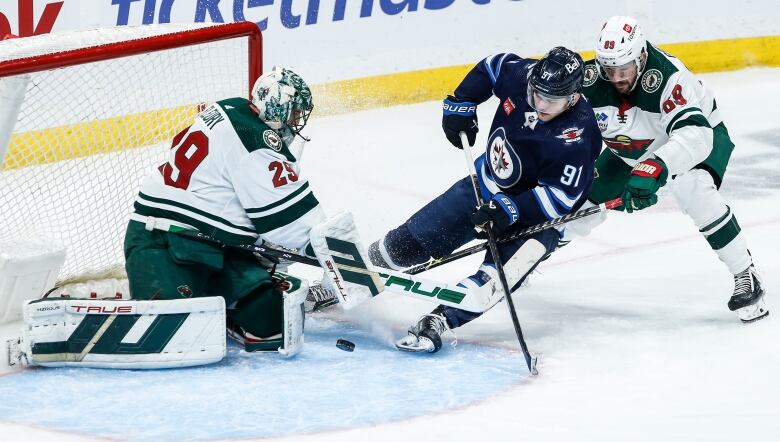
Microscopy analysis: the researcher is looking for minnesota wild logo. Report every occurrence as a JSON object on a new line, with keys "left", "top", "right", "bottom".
{"left": 603, "top": 135, "right": 654, "bottom": 160}
{"left": 641, "top": 69, "right": 663, "bottom": 93}
{"left": 583, "top": 64, "right": 598, "bottom": 87}
{"left": 263, "top": 130, "right": 282, "bottom": 151}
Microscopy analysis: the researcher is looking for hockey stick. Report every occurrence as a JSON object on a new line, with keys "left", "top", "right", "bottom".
{"left": 405, "top": 196, "right": 622, "bottom": 275}
{"left": 177, "top": 225, "right": 489, "bottom": 312}
{"left": 176, "top": 231, "right": 321, "bottom": 267}
{"left": 460, "top": 132, "right": 538, "bottom": 376}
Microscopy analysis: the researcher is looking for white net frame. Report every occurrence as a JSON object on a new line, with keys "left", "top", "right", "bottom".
{"left": 0, "top": 23, "right": 262, "bottom": 283}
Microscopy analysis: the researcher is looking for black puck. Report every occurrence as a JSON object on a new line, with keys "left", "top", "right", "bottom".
{"left": 336, "top": 339, "right": 355, "bottom": 352}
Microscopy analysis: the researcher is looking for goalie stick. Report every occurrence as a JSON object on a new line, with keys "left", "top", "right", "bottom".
{"left": 176, "top": 231, "right": 321, "bottom": 267}
{"left": 179, "top": 185, "right": 620, "bottom": 278}
{"left": 177, "top": 225, "right": 489, "bottom": 313}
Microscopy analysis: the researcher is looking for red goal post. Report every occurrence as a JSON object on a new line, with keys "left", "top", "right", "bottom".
{"left": 0, "top": 22, "right": 262, "bottom": 284}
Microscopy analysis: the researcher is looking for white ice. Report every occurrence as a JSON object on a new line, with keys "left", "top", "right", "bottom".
{"left": 1, "top": 68, "right": 778, "bottom": 441}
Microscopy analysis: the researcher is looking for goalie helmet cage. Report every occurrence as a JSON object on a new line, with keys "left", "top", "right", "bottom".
{"left": 0, "top": 22, "right": 262, "bottom": 284}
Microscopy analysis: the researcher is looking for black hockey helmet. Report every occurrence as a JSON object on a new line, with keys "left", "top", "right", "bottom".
{"left": 527, "top": 47, "right": 585, "bottom": 108}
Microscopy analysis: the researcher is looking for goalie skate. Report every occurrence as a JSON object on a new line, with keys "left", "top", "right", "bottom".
{"left": 728, "top": 265, "right": 769, "bottom": 323}
{"left": 395, "top": 314, "right": 455, "bottom": 353}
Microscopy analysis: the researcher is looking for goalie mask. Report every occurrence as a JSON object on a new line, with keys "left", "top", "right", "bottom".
{"left": 251, "top": 67, "right": 313, "bottom": 134}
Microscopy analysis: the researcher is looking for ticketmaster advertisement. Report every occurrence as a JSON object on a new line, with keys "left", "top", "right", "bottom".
{"left": 1, "top": 0, "right": 779, "bottom": 84}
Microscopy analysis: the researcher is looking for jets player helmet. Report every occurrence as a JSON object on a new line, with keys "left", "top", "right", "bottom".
{"left": 595, "top": 16, "right": 647, "bottom": 87}
{"left": 251, "top": 67, "right": 313, "bottom": 134}
{"left": 526, "top": 46, "right": 584, "bottom": 111}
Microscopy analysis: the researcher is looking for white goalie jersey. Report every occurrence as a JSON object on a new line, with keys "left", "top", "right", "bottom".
{"left": 134, "top": 97, "right": 325, "bottom": 252}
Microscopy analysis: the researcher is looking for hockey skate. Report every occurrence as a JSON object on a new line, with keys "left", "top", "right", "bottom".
{"left": 728, "top": 265, "right": 769, "bottom": 323}
{"left": 305, "top": 283, "right": 338, "bottom": 313}
{"left": 395, "top": 314, "right": 455, "bottom": 353}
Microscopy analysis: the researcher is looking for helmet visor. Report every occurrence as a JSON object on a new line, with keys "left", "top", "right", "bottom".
{"left": 597, "top": 59, "right": 638, "bottom": 83}
{"left": 527, "top": 83, "right": 573, "bottom": 115}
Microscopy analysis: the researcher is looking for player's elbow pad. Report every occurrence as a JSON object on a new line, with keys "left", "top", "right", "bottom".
{"left": 655, "top": 126, "right": 713, "bottom": 177}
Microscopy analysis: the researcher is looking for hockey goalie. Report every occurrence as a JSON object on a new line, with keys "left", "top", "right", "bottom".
{"left": 9, "top": 67, "right": 340, "bottom": 369}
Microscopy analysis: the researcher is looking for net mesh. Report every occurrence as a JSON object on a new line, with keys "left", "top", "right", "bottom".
{"left": 0, "top": 24, "right": 252, "bottom": 282}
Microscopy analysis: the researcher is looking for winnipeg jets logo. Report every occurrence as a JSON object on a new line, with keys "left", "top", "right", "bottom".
{"left": 556, "top": 127, "right": 584, "bottom": 143}
{"left": 491, "top": 139, "right": 511, "bottom": 176}
{"left": 488, "top": 128, "right": 522, "bottom": 187}
{"left": 524, "top": 112, "right": 538, "bottom": 130}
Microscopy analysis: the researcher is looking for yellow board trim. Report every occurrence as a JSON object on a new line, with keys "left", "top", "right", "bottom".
{"left": 313, "top": 35, "right": 780, "bottom": 116}
{"left": 3, "top": 35, "right": 779, "bottom": 169}
{"left": 2, "top": 105, "right": 200, "bottom": 170}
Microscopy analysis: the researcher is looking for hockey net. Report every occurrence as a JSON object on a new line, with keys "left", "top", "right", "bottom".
{"left": 0, "top": 23, "right": 262, "bottom": 284}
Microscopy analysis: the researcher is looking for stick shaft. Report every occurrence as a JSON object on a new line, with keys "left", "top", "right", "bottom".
{"left": 406, "top": 196, "right": 621, "bottom": 275}
{"left": 459, "top": 132, "right": 538, "bottom": 375}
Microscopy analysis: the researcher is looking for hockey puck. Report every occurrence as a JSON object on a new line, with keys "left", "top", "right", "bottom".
{"left": 336, "top": 339, "right": 355, "bottom": 352}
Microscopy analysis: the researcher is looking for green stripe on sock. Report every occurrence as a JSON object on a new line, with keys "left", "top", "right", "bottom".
{"left": 704, "top": 216, "right": 742, "bottom": 250}
{"left": 700, "top": 206, "right": 731, "bottom": 234}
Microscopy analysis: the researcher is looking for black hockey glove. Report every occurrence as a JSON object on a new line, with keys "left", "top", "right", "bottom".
{"left": 470, "top": 193, "right": 519, "bottom": 238}
{"left": 442, "top": 95, "right": 478, "bottom": 149}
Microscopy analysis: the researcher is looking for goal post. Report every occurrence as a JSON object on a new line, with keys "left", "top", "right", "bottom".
{"left": 0, "top": 23, "right": 263, "bottom": 312}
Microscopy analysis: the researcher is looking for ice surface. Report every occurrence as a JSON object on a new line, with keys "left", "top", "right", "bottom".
{"left": 0, "top": 317, "right": 524, "bottom": 441}
{"left": 0, "top": 68, "right": 778, "bottom": 441}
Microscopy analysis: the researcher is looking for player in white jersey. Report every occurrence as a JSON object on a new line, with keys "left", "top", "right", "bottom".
{"left": 124, "top": 67, "right": 328, "bottom": 351}
{"left": 569, "top": 16, "right": 767, "bottom": 322}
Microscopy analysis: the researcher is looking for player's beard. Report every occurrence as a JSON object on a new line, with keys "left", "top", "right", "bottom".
{"left": 615, "top": 79, "right": 632, "bottom": 95}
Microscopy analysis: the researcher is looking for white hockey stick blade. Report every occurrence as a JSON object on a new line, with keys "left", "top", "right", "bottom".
{"left": 377, "top": 268, "right": 489, "bottom": 313}
{"left": 310, "top": 212, "right": 496, "bottom": 313}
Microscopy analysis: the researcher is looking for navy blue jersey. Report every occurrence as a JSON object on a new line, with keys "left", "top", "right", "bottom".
{"left": 454, "top": 53, "right": 602, "bottom": 226}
